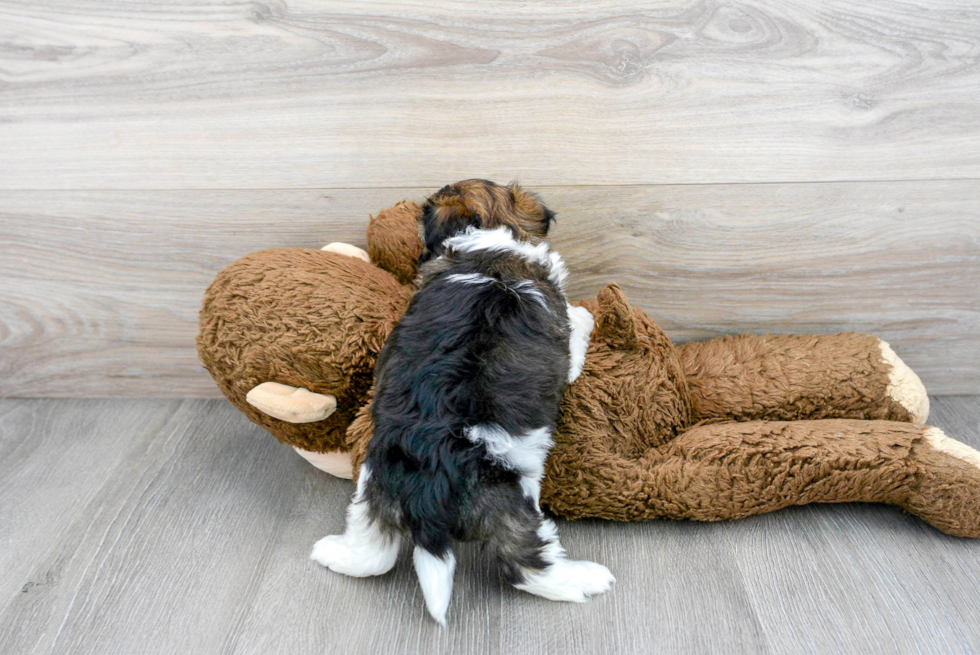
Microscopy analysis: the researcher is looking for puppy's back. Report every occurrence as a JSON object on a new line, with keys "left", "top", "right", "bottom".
{"left": 367, "top": 245, "right": 569, "bottom": 550}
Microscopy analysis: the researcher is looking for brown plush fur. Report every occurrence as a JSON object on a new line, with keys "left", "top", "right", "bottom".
{"left": 366, "top": 201, "right": 424, "bottom": 286}
{"left": 678, "top": 332, "right": 914, "bottom": 423}
{"left": 198, "top": 201, "right": 980, "bottom": 538}
{"left": 198, "top": 248, "right": 413, "bottom": 452}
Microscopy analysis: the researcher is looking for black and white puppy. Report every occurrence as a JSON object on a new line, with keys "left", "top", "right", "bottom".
{"left": 311, "top": 180, "right": 613, "bottom": 625}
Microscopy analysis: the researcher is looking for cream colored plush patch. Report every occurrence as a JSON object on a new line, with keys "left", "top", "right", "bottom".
{"left": 246, "top": 382, "right": 337, "bottom": 423}
{"left": 293, "top": 447, "right": 354, "bottom": 479}
{"left": 322, "top": 242, "right": 370, "bottom": 262}
{"left": 923, "top": 427, "right": 980, "bottom": 470}
{"left": 879, "top": 340, "right": 930, "bottom": 423}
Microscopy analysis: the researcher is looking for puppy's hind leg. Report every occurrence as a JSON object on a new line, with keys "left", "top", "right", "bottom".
{"left": 514, "top": 517, "right": 615, "bottom": 601}
{"left": 311, "top": 465, "right": 401, "bottom": 577}
{"left": 485, "top": 490, "right": 614, "bottom": 602}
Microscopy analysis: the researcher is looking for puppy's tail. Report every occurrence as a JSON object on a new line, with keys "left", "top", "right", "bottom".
{"left": 413, "top": 544, "right": 456, "bottom": 626}
{"left": 370, "top": 423, "right": 469, "bottom": 625}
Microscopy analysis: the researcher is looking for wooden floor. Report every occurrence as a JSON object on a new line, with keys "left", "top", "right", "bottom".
{"left": 1, "top": 396, "right": 978, "bottom": 654}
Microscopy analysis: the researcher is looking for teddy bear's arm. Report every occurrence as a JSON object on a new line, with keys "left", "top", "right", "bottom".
{"left": 676, "top": 333, "right": 929, "bottom": 424}
{"left": 541, "top": 418, "right": 980, "bottom": 538}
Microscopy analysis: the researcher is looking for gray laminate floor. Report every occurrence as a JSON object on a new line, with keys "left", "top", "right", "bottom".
{"left": 1, "top": 397, "right": 979, "bottom": 654}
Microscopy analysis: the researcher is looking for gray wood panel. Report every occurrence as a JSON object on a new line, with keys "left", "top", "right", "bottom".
{"left": 1, "top": 1, "right": 979, "bottom": 189}
{"left": 0, "top": 400, "right": 170, "bottom": 608}
{"left": 0, "top": 399, "right": 307, "bottom": 654}
{"left": 2, "top": 181, "right": 977, "bottom": 397}
{"left": 1, "top": 397, "right": 979, "bottom": 654}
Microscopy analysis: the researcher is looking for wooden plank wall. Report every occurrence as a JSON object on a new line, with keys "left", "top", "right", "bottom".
{"left": 1, "top": 1, "right": 978, "bottom": 396}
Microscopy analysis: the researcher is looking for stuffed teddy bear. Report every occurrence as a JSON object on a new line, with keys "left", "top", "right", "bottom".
{"left": 198, "top": 201, "right": 980, "bottom": 538}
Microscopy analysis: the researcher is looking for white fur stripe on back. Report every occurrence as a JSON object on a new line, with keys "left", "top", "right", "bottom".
{"left": 446, "top": 273, "right": 494, "bottom": 285}
{"left": 442, "top": 227, "right": 569, "bottom": 292}
{"left": 446, "top": 273, "right": 550, "bottom": 310}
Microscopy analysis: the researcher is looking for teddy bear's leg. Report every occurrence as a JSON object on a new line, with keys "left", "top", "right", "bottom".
{"left": 541, "top": 419, "right": 980, "bottom": 538}
{"left": 676, "top": 333, "right": 928, "bottom": 424}
{"left": 905, "top": 426, "right": 980, "bottom": 537}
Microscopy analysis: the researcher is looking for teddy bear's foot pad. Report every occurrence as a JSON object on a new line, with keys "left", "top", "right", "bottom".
{"left": 879, "top": 340, "right": 930, "bottom": 423}
{"left": 293, "top": 447, "right": 354, "bottom": 478}
{"left": 321, "top": 242, "right": 370, "bottom": 262}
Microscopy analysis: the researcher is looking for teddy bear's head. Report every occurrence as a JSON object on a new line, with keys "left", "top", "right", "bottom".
{"left": 198, "top": 246, "right": 415, "bottom": 453}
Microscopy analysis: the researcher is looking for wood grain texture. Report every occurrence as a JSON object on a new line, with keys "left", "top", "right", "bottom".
{"left": 0, "top": 399, "right": 307, "bottom": 654}
{"left": 0, "top": 400, "right": 171, "bottom": 609}
{"left": 1, "top": 397, "right": 979, "bottom": 654}
{"left": 1, "top": 0, "right": 979, "bottom": 189}
{"left": 1, "top": 181, "right": 977, "bottom": 397}
{"left": 0, "top": 188, "right": 414, "bottom": 397}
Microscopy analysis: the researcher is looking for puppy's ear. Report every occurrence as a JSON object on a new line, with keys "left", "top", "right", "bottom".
{"left": 541, "top": 206, "right": 556, "bottom": 237}
{"left": 418, "top": 186, "right": 481, "bottom": 263}
{"left": 508, "top": 181, "right": 554, "bottom": 239}
{"left": 594, "top": 284, "right": 638, "bottom": 348}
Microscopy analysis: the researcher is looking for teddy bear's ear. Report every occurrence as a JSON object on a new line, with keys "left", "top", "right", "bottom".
{"left": 594, "top": 283, "right": 639, "bottom": 348}
{"left": 366, "top": 201, "right": 425, "bottom": 286}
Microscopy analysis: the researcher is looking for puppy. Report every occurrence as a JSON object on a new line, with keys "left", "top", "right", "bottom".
{"left": 311, "top": 180, "right": 613, "bottom": 625}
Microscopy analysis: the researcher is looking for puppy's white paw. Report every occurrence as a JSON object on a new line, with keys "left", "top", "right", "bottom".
{"left": 568, "top": 304, "right": 593, "bottom": 325}
{"left": 572, "top": 560, "right": 616, "bottom": 597}
{"left": 517, "top": 558, "right": 615, "bottom": 602}
{"left": 567, "top": 305, "right": 594, "bottom": 383}
{"left": 310, "top": 535, "right": 351, "bottom": 572}
{"left": 311, "top": 531, "right": 400, "bottom": 577}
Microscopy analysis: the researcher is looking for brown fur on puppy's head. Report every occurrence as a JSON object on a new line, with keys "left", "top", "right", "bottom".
{"left": 419, "top": 179, "right": 555, "bottom": 263}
